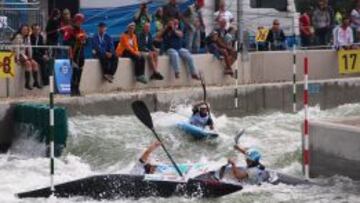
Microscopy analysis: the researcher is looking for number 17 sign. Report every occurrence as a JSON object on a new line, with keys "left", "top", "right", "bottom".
{"left": 338, "top": 49, "right": 360, "bottom": 74}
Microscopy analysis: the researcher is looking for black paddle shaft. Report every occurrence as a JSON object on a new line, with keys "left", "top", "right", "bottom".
{"left": 132, "top": 101, "right": 184, "bottom": 177}
{"left": 200, "top": 74, "right": 212, "bottom": 121}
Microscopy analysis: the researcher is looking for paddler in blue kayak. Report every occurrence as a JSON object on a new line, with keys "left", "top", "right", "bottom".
{"left": 131, "top": 141, "right": 161, "bottom": 175}
{"left": 190, "top": 102, "right": 214, "bottom": 130}
{"left": 227, "top": 145, "right": 268, "bottom": 185}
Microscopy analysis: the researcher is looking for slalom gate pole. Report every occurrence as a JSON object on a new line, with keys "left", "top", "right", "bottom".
{"left": 49, "top": 48, "right": 55, "bottom": 194}
{"left": 303, "top": 56, "right": 310, "bottom": 179}
{"left": 234, "top": 42, "right": 239, "bottom": 108}
{"left": 292, "top": 43, "right": 297, "bottom": 113}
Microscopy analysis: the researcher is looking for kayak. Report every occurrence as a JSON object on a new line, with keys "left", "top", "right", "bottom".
{"left": 16, "top": 174, "right": 242, "bottom": 199}
{"left": 16, "top": 164, "right": 312, "bottom": 200}
{"left": 177, "top": 122, "right": 219, "bottom": 139}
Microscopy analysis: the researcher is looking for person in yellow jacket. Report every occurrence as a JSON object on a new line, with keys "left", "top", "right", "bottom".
{"left": 116, "top": 22, "right": 147, "bottom": 84}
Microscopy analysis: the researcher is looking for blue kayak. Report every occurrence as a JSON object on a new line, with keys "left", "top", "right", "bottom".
{"left": 177, "top": 122, "right": 219, "bottom": 139}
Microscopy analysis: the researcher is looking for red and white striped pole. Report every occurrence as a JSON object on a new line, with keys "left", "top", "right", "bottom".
{"left": 303, "top": 56, "right": 310, "bottom": 179}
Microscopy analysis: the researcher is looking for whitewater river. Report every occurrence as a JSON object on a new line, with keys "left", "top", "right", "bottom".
{"left": 1, "top": 103, "right": 360, "bottom": 203}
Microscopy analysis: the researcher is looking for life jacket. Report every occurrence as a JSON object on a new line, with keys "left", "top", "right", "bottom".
{"left": 190, "top": 113, "right": 210, "bottom": 129}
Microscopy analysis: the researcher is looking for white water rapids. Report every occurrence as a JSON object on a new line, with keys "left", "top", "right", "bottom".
{"left": 1, "top": 103, "right": 360, "bottom": 203}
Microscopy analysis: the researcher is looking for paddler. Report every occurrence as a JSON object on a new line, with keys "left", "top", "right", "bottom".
{"left": 190, "top": 101, "right": 214, "bottom": 130}
{"left": 227, "top": 145, "right": 268, "bottom": 185}
{"left": 131, "top": 141, "right": 161, "bottom": 175}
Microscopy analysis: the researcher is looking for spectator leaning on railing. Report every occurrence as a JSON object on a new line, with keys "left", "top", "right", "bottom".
{"left": 333, "top": 16, "right": 354, "bottom": 50}
{"left": 45, "top": 8, "right": 61, "bottom": 46}
{"left": 11, "top": 24, "right": 41, "bottom": 90}
{"left": 68, "top": 13, "right": 87, "bottom": 96}
{"left": 137, "top": 22, "right": 164, "bottom": 80}
{"left": 312, "top": 0, "right": 332, "bottom": 45}
{"left": 92, "top": 22, "right": 118, "bottom": 83}
{"left": 134, "top": 2, "right": 152, "bottom": 34}
{"left": 300, "top": 8, "right": 314, "bottom": 47}
{"left": 214, "top": 0, "right": 234, "bottom": 30}
{"left": 162, "top": 0, "right": 181, "bottom": 24}
{"left": 31, "top": 23, "right": 49, "bottom": 86}
{"left": 266, "top": 19, "right": 286, "bottom": 51}
{"left": 158, "top": 18, "right": 200, "bottom": 80}
{"left": 116, "top": 22, "right": 148, "bottom": 84}
{"left": 351, "top": 1, "right": 360, "bottom": 42}
{"left": 182, "top": 0, "right": 205, "bottom": 53}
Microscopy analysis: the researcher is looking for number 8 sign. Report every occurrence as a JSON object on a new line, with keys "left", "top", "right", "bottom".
{"left": 338, "top": 49, "right": 360, "bottom": 74}
{"left": 0, "top": 51, "right": 15, "bottom": 78}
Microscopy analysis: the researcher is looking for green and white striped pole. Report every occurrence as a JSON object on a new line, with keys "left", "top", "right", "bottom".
{"left": 49, "top": 48, "right": 55, "bottom": 194}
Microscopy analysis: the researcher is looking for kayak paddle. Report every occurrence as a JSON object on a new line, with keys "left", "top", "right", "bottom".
{"left": 131, "top": 100, "right": 184, "bottom": 177}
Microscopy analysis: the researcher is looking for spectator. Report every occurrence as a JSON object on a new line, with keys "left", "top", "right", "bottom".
{"left": 206, "top": 30, "right": 235, "bottom": 76}
{"left": 45, "top": 8, "right": 61, "bottom": 46}
{"left": 30, "top": 23, "right": 49, "bottom": 86}
{"left": 351, "top": 1, "right": 360, "bottom": 42}
{"left": 216, "top": 18, "right": 233, "bottom": 47}
{"left": 162, "top": 0, "right": 181, "bottom": 24}
{"left": 158, "top": 19, "right": 200, "bottom": 80}
{"left": 60, "top": 9, "right": 73, "bottom": 45}
{"left": 137, "top": 22, "right": 164, "bottom": 80}
{"left": 299, "top": 8, "right": 314, "bottom": 47}
{"left": 312, "top": 0, "right": 332, "bottom": 45}
{"left": 92, "top": 22, "right": 118, "bottom": 83}
{"left": 116, "top": 22, "right": 147, "bottom": 84}
{"left": 134, "top": 2, "right": 152, "bottom": 34}
{"left": 11, "top": 24, "right": 40, "bottom": 90}
{"left": 68, "top": 13, "right": 87, "bottom": 96}
{"left": 155, "top": 8, "right": 164, "bottom": 33}
{"left": 183, "top": 0, "right": 205, "bottom": 53}
{"left": 266, "top": 19, "right": 287, "bottom": 51}
{"left": 214, "top": 0, "right": 234, "bottom": 30}
{"left": 333, "top": 17, "right": 354, "bottom": 50}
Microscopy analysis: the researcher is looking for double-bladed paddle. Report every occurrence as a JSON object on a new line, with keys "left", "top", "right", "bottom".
{"left": 131, "top": 100, "right": 184, "bottom": 177}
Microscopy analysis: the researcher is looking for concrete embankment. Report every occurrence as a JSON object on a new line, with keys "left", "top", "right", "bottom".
{"left": 2, "top": 77, "right": 360, "bottom": 152}
{"left": 307, "top": 118, "right": 360, "bottom": 180}
{"left": 2, "top": 50, "right": 360, "bottom": 98}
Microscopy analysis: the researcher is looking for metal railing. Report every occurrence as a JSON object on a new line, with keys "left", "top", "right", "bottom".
{"left": 0, "top": 0, "right": 43, "bottom": 43}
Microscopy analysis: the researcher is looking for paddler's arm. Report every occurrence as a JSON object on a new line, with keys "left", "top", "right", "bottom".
{"left": 228, "top": 158, "right": 248, "bottom": 181}
{"left": 234, "top": 145, "right": 247, "bottom": 155}
{"left": 139, "top": 141, "right": 161, "bottom": 163}
{"left": 208, "top": 117, "right": 214, "bottom": 130}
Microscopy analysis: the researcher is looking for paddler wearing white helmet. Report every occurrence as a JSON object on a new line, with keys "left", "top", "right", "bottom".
{"left": 189, "top": 101, "right": 214, "bottom": 130}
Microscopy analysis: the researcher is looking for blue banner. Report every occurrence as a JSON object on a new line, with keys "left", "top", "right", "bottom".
{"left": 54, "top": 59, "right": 72, "bottom": 95}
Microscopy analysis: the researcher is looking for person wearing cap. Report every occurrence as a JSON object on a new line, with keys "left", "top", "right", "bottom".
{"left": 92, "top": 22, "right": 118, "bottom": 83}
{"left": 68, "top": 13, "right": 87, "bottom": 96}
{"left": 116, "top": 22, "right": 147, "bottom": 84}
{"left": 134, "top": 2, "right": 152, "bottom": 34}
{"left": 190, "top": 101, "right": 214, "bottom": 130}
{"left": 206, "top": 30, "right": 235, "bottom": 76}
{"left": 227, "top": 146, "right": 268, "bottom": 185}
{"left": 137, "top": 22, "right": 164, "bottom": 80}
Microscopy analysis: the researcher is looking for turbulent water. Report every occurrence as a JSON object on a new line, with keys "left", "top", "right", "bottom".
{"left": 1, "top": 103, "right": 360, "bottom": 203}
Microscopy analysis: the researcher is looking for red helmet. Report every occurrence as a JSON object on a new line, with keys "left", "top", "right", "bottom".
{"left": 73, "top": 13, "right": 85, "bottom": 24}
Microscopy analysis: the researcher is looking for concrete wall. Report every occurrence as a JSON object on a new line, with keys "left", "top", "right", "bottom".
{"left": 2, "top": 50, "right": 359, "bottom": 98}
{"left": 307, "top": 119, "right": 360, "bottom": 180}
{"left": 3, "top": 77, "right": 360, "bottom": 152}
